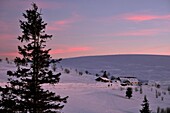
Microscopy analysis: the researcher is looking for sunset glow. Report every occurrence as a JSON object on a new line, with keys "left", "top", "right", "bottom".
{"left": 124, "top": 14, "right": 170, "bottom": 22}
{"left": 0, "top": 0, "right": 170, "bottom": 59}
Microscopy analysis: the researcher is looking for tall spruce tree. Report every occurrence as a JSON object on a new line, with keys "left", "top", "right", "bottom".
{"left": 140, "top": 95, "right": 151, "bottom": 113}
{"left": 0, "top": 3, "right": 68, "bottom": 113}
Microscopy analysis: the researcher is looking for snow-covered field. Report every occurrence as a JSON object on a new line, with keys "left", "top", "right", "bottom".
{"left": 0, "top": 55, "right": 170, "bottom": 113}
{"left": 49, "top": 68, "right": 170, "bottom": 113}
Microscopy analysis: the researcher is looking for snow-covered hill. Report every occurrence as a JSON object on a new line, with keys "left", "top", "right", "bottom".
{"left": 0, "top": 54, "right": 170, "bottom": 113}
{"left": 60, "top": 54, "right": 170, "bottom": 82}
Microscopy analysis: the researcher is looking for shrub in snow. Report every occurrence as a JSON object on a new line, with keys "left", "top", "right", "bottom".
{"left": 151, "top": 87, "right": 153, "bottom": 92}
{"left": 156, "top": 84, "right": 161, "bottom": 88}
{"left": 64, "top": 68, "right": 70, "bottom": 74}
{"left": 79, "top": 71, "right": 83, "bottom": 76}
{"left": 110, "top": 76, "right": 115, "bottom": 80}
{"left": 162, "top": 91, "right": 166, "bottom": 95}
{"left": 168, "top": 86, "right": 170, "bottom": 92}
{"left": 156, "top": 90, "right": 159, "bottom": 98}
{"left": 51, "top": 59, "right": 57, "bottom": 72}
{"left": 51, "top": 59, "right": 62, "bottom": 72}
{"left": 5, "top": 57, "right": 10, "bottom": 64}
{"left": 96, "top": 73, "right": 100, "bottom": 77}
{"left": 135, "top": 87, "right": 138, "bottom": 92}
{"left": 140, "top": 86, "right": 143, "bottom": 94}
{"left": 52, "top": 63, "right": 57, "bottom": 72}
{"left": 161, "top": 97, "right": 164, "bottom": 101}
{"left": 85, "top": 70, "right": 89, "bottom": 74}
{"left": 158, "top": 91, "right": 161, "bottom": 97}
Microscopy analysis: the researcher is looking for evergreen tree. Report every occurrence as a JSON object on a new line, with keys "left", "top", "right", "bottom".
{"left": 102, "top": 71, "right": 108, "bottom": 78}
{"left": 140, "top": 95, "right": 151, "bottom": 113}
{"left": 126, "top": 87, "right": 132, "bottom": 99}
{"left": 0, "top": 3, "right": 68, "bottom": 113}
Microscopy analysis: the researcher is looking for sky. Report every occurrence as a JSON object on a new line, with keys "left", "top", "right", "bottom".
{"left": 0, "top": 0, "right": 170, "bottom": 59}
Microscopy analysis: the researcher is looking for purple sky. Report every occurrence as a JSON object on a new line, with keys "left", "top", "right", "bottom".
{"left": 0, "top": 0, "right": 170, "bottom": 59}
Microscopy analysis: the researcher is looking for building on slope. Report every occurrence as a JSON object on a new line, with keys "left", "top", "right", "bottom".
{"left": 95, "top": 77, "right": 111, "bottom": 82}
{"left": 119, "top": 76, "right": 139, "bottom": 86}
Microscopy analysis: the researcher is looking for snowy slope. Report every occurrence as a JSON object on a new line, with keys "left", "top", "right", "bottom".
{"left": 60, "top": 54, "right": 170, "bottom": 81}
{"left": 46, "top": 69, "right": 170, "bottom": 113}
{"left": 52, "top": 57, "right": 170, "bottom": 113}
{"left": 0, "top": 54, "right": 170, "bottom": 113}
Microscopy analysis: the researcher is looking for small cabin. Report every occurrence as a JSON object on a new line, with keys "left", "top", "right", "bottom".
{"left": 119, "top": 76, "right": 139, "bottom": 86}
{"left": 95, "top": 77, "right": 111, "bottom": 82}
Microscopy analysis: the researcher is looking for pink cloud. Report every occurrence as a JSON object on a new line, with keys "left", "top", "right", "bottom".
{"left": 0, "top": 34, "right": 17, "bottom": 41}
{"left": 46, "top": 26, "right": 63, "bottom": 31}
{"left": 123, "top": 14, "right": 170, "bottom": 22}
{"left": 133, "top": 45, "right": 170, "bottom": 55}
{"left": 68, "top": 47, "right": 90, "bottom": 52}
{"left": 56, "top": 13, "right": 81, "bottom": 25}
{"left": 0, "top": 51, "right": 19, "bottom": 58}
{"left": 49, "top": 49, "right": 64, "bottom": 54}
{"left": 0, "top": 34, "right": 20, "bottom": 58}
{"left": 50, "top": 47, "right": 91, "bottom": 54}
{"left": 115, "top": 29, "right": 159, "bottom": 36}
{"left": 47, "top": 13, "right": 82, "bottom": 31}
{"left": 92, "top": 28, "right": 169, "bottom": 37}
{"left": 55, "top": 20, "right": 70, "bottom": 25}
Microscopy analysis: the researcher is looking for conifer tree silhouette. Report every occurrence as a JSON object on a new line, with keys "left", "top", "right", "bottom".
{"left": 0, "top": 3, "right": 68, "bottom": 113}
{"left": 126, "top": 87, "right": 132, "bottom": 99}
{"left": 140, "top": 95, "right": 151, "bottom": 113}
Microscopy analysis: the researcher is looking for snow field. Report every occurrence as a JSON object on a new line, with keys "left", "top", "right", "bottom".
{"left": 43, "top": 71, "right": 170, "bottom": 113}
{"left": 0, "top": 56, "right": 170, "bottom": 113}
